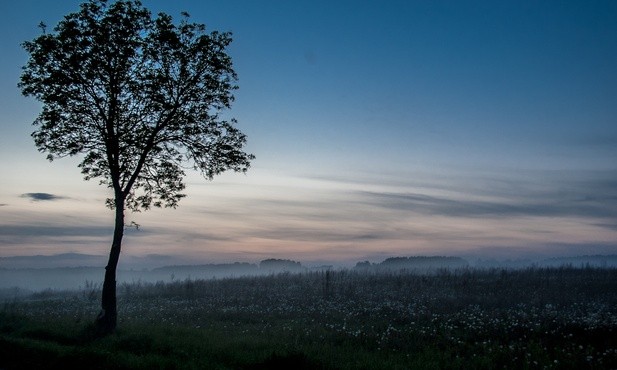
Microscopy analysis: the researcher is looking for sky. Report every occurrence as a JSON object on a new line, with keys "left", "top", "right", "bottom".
{"left": 1, "top": 0, "right": 616, "bottom": 267}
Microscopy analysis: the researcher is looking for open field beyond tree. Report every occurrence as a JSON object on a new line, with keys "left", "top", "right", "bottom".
{"left": 1, "top": 267, "right": 616, "bottom": 369}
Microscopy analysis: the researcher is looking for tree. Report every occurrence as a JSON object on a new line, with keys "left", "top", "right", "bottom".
{"left": 19, "top": 0, "right": 253, "bottom": 333}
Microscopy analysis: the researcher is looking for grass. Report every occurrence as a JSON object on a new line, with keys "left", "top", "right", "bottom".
{"left": 0, "top": 313, "right": 329, "bottom": 369}
{"left": 1, "top": 266, "right": 616, "bottom": 369}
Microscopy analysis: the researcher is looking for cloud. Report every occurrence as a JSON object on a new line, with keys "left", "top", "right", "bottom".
{"left": 358, "top": 190, "right": 617, "bottom": 221}
{"left": 20, "top": 193, "right": 66, "bottom": 201}
{"left": 593, "top": 223, "right": 617, "bottom": 231}
{"left": 250, "top": 227, "right": 391, "bottom": 243}
{"left": 0, "top": 225, "right": 112, "bottom": 239}
{"left": 0, "top": 204, "right": 7, "bottom": 207}
{"left": 0, "top": 223, "right": 210, "bottom": 243}
{"left": 307, "top": 169, "right": 617, "bottom": 229}
{"left": 170, "top": 230, "right": 236, "bottom": 243}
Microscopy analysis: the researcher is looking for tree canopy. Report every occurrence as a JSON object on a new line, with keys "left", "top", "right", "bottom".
{"left": 19, "top": 0, "right": 253, "bottom": 333}
{"left": 19, "top": 0, "right": 253, "bottom": 211}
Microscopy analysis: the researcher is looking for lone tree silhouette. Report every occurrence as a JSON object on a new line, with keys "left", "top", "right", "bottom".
{"left": 19, "top": 0, "right": 253, "bottom": 333}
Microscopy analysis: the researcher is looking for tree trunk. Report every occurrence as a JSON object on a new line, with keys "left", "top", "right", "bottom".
{"left": 96, "top": 196, "right": 125, "bottom": 334}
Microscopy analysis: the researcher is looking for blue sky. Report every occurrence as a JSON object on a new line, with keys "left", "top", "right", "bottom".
{"left": 1, "top": 0, "right": 616, "bottom": 266}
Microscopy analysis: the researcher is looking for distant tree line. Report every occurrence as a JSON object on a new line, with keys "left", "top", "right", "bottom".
{"left": 354, "top": 256, "right": 469, "bottom": 272}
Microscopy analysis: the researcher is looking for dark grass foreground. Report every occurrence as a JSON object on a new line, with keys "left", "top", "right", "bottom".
{"left": 1, "top": 267, "right": 616, "bottom": 369}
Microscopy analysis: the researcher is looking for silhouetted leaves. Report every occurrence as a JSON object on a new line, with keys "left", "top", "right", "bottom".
{"left": 19, "top": 0, "right": 253, "bottom": 333}
{"left": 19, "top": 0, "right": 253, "bottom": 211}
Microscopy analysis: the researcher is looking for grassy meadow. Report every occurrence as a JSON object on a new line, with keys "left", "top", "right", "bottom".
{"left": 1, "top": 267, "right": 616, "bottom": 369}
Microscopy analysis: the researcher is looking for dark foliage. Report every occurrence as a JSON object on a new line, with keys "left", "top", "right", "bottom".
{"left": 19, "top": 0, "right": 253, "bottom": 210}
{"left": 18, "top": 0, "right": 253, "bottom": 332}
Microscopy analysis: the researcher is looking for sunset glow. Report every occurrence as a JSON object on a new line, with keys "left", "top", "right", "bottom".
{"left": 1, "top": 1, "right": 616, "bottom": 266}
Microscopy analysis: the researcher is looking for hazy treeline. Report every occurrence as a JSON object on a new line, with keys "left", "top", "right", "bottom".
{"left": 354, "top": 256, "right": 469, "bottom": 272}
{"left": 1, "top": 254, "right": 616, "bottom": 295}
{"left": 0, "top": 259, "right": 303, "bottom": 294}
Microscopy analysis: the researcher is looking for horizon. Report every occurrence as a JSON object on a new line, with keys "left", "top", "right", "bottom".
{"left": 2, "top": 251, "right": 616, "bottom": 293}
{"left": 1, "top": 1, "right": 616, "bottom": 264}
{"left": 2, "top": 251, "right": 617, "bottom": 271}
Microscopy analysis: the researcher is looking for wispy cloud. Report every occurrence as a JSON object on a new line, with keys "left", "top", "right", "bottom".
{"left": 167, "top": 230, "right": 236, "bottom": 243}
{"left": 20, "top": 193, "right": 66, "bottom": 201}
{"left": 593, "top": 223, "right": 617, "bottom": 231}
{"left": 183, "top": 170, "right": 617, "bottom": 249}
{"left": 334, "top": 170, "right": 617, "bottom": 229}
{"left": 357, "top": 189, "right": 617, "bottom": 220}
{"left": 250, "top": 227, "right": 391, "bottom": 243}
{"left": 0, "top": 225, "right": 111, "bottom": 237}
{"left": 2, "top": 168, "right": 615, "bottom": 262}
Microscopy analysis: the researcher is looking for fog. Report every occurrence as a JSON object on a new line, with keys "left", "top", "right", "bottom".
{"left": 1, "top": 254, "right": 616, "bottom": 298}
{"left": 0, "top": 256, "right": 312, "bottom": 296}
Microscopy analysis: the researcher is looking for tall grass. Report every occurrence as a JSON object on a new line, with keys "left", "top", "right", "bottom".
{"left": 2, "top": 266, "right": 616, "bottom": 369}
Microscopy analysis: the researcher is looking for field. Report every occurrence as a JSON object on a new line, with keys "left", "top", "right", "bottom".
{"left": 1, "top": 267, "right": 616, "bottom": 369}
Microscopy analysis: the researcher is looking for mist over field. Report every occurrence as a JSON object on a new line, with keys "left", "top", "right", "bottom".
{"left": 2, "top": 261, "right": 616, "bottom": 369}
{"left": 1, "top": 253, "right": 616, "bottom": 294}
